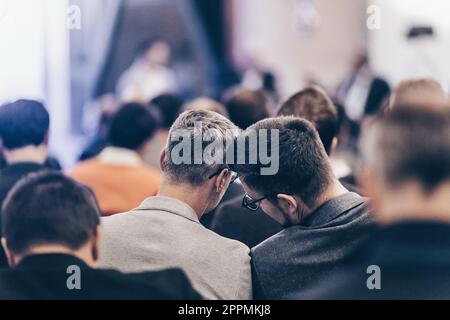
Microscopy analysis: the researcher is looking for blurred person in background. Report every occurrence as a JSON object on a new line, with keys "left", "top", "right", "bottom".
{"left": 208, "top": 88, "right": 282, "bottom": 246}
{"left": 183, "top": 97, "right": 229, "bottom": 118}
{"left": 0, "top": 100, "right": 56, "bottom": 268}
{"left": 388, "top": 78, "right": 448, "bottom": 111}
{"left": 117, "top": 39, "right": 177, "bottom": 103}
{"left": 230, "top": 117, "right": 375, "bottom": 299}
{"left": 144, "top": 94, "right": 184, "bottom": 170}
{"left": 0, "top": 171, "right": 200, "bottom": 299}
{"left": 99, "top": 110, "right": 252, "bottom": 300}
{"left": 79, "top": 93, "right": 120, "bottom": 161}
{"left": 335, "top": 51, "right": 390, "bottom": 137}
{"left": 69, "top": 103, "right": 160, "bottom": 216}
{"left": 302, "top": 106, "right": 450, "bottom": 299}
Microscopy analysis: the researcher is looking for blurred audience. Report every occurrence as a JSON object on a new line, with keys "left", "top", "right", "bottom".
{"left": 0, "top": 171, "right": 200, "bottom": 299}
{"left": 230, "top": 117, "right": 376, "bottom": 299}
{"left": 69, "top": 103, "right": 160, "bottom": 216}
{"left": 144, "top": 94, "right": 184, "bottom": 170}
{"left": 0, "top": 100, "right": 54, "bottom": 268}
{"left": 303, "top": 106, "right": 450, "bottom": 299}
{"left": 99, "top": 110, "right": 252, "bottom": 300}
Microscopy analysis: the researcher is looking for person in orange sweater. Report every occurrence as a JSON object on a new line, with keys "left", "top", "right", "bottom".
{"left": 70, "top": 103, "right": 160, "bottom": 216}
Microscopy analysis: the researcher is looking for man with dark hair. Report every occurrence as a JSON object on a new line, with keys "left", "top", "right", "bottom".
{"left": 0, "top": 171, "right": 200, "bottom": 299}
{"left": 224, "top": 88, "right": 271, "bottom": 130}
{"left": 0, "top": 99, "right": 52, "bottom": 267}
{"left": 230, "top": 117, "right": 375, "bottom": 299}
{"left": 208, "top": 88, "right": 281, "bottom": 247}
{"left": 100, "top": 110, "right": 251, "bottom": 300}
{"left": 302, "top": 106, "right": 450, "bottom": 299}
{"left": 70, "top": 103, "right": 160, "bottom": 216}
{"left": 278, "top": 85, "right": 338, "bottom": 154}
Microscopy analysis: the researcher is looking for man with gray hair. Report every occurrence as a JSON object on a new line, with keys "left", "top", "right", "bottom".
{"left": 99, "top": 110, "right": 252, "bottom": 300}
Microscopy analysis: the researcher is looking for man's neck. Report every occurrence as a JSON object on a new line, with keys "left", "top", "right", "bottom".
{"left": 157, "top": 177, "right": 208, "bottom": 219}
{"left": 308, "top": 180, "right": 349, "bottom": 214}
{"left": 3, "top": 145, "right": 47, "bottom": 165}
{"left": 377, "top": 182, "right": 450, "bottom": 225}
{"left": 14, "top": 245, "right": 95, "bottom": 268}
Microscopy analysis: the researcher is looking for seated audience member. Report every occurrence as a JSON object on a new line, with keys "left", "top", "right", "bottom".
{"left": 301, "top": 106, "right": 450, "bottom": 299}
{"left": 69, "top": 103, "right": 160, "bottom": 216}
{"left": 144, "top": 94, "right": 183, "bottom": 170}
{"left": 184, "top": 97, "right": 229, "bottom": 118}
{"left": 224, "top": 88, "right": 272, "bottom": 130}
{"left": 0, "top": 172, "right": 200, "bottom": 299}
{"left": 0, "top": 100, "right": 53, "bottom": 267}
{"left": 278, "top": 86, "right": 359, "bottom": 193}
{"left": 209, "top": 89, "right": 282, "bottom": 246}
{"left": 99, "top": 110, "right": 252, "bottom": 300}
{"left": 388, "top": 78, "right": 448, "bottom": 111}
{"left": 230, "top": 117, "right": 376, "bottom": 299}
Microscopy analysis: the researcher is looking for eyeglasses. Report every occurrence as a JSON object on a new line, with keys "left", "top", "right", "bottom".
{"left": 242, "top": 193, "right": 270, "bottom": 211}
{"left": 208, "top": 168, "right": 239, "bottom": 184}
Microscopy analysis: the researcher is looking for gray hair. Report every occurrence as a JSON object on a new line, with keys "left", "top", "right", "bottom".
{"left": 162, "top": 110, "right": 240, "bottom": 185}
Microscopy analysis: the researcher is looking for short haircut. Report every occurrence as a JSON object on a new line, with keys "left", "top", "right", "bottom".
{"left": 362, "top": 106, "right": 450, "bottom": 193}
{"left": 162, "top": 110, "right": 240, "bottom": 186}
{"left": 389, "top": 78, "right": 448, "bottom": 110}
{"left": 2, "top": 171, "right": 100, "bottom": 255}
{"left": 224, "top": 89, "right": 271, "bottom": 130}
{"left": 108, "top": 103, "right": 158, "bottom": 150}
{"left": 278, "top": 86, "right": 338, "bottom": 154}
{"left": 184, "top": 98, "right": 229, "bottom": 118}
{"left": 230, "top": 117, "right": 334, "bottom": 206}
{"left": 150, "top": 94, "right": 183, "bottom": 129}
{"left": 0, "top": 100, "right": 49, "bottom": 150}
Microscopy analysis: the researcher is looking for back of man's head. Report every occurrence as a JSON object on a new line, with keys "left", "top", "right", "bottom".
{"left": 389, "top": 78, "right": 448, "bottom": 111}
{"left": 108, "top": 103, "right": 158, "bottom": 151}
{"left": 278, "top": 86, "right": 338, "bottom": 154}
{"left": 230, "top": 117, "right": 334, "bottom": 207}
{"left": 162, "top": 110, "right": 240, "bottom": 186}
{"left": 0, "top": 100, "right": 49, "bottom": 150}
{"left": 362, "top": 106, "right": 450, "bottom": 194}
{"left": 224, "top": 88, "right": 271, "bottom": 130}
{"left": 1, "top": 171, "right": 100, "bottom": 258}
{"left": 150, "top": 94, "right": 183, "bottom": 129}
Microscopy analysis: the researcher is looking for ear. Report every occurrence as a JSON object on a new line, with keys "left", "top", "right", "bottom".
{"left": 329, "top": 137, "right": 338, "bottom": 155}
{"left": 214, "top": 168, "right": 231, "bottom": 193}
{"left": 276, "top": 194, "right": 300, "bottom": 223}
{"left": 90, "top": 225, "right": 101, "bottom": 263}
{"left": 1, "top": 238, "right": 15, "bottom": 267}
{"left": 159, "top": 148, "right": 166, "bottom": 172}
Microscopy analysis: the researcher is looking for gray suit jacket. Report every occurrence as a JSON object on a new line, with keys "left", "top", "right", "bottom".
{"left": 251, "top": 192, "right": 376, "bottom": 299}
{"left": 99, "top": 196, "right": 252, "bottom": 300}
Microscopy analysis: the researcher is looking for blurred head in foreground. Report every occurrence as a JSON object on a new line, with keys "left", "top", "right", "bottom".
{"left": 360, "top": 106, "right": 450, "bottom": 223}
{"left": 1, "top": 172, "right": 101, "bottom": 267}
{"left": 389, "top": 78, "right": 448, "bottom": 111}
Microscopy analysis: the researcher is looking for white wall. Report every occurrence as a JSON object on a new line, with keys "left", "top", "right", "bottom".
{"left": 230, "top": 0, "right": 367, "bottom": 98}
{"left": 369, "top": 0, "right": 450, "bottom": 90}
